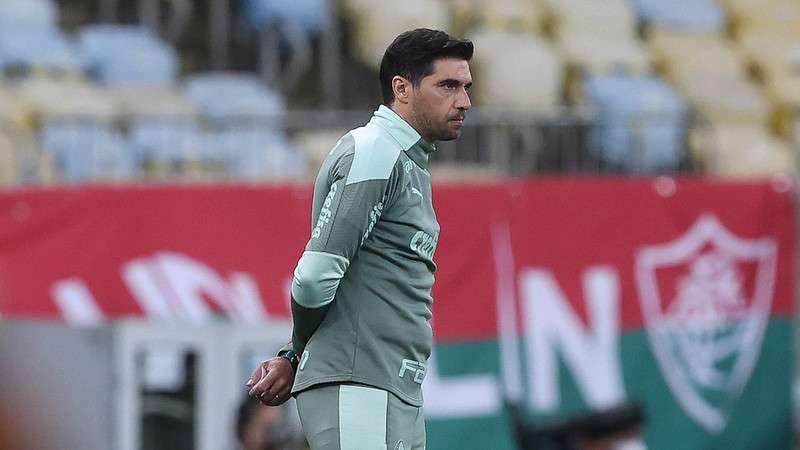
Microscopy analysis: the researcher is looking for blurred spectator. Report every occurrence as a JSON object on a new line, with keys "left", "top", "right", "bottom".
{"left": 509, "top": 401, "right": 647, "bottom": 450}
{"left": 236, "top": 396, "right": 307, "bottom": 450}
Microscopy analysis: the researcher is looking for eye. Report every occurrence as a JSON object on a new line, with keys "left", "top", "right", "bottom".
{"left": 440, "top": 80, "right": 459, "bottom": 90}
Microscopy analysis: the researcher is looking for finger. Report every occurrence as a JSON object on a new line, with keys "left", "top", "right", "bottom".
{"left": 245, "top": 364, "right": 266, "bottom": 387}
{"left": 267, "top": 379, "right": 289, "bottom": 399}
{"left": 249, "top": 367, "right": 277, "bottom": 397}
{"left": 258, "top": 375, "right": 291, "bottom": 405}
{"left": 263, "top": 388, "right": 291, "bottom": 406}
{"left": 258, "top": 376, "right": 287, "bottom": 403}
{"left": 263, "top": 395, "right": 286, "bottom": 406}
{"left": 259, "top": 385, "right": 280, "bottom": 406}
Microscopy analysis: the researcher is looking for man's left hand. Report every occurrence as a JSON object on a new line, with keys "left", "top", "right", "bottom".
{"left": 245, "top": 357, "right": 295, "bottom": 406}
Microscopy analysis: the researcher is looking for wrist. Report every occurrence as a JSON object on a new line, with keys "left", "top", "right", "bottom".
{"left": 277, "top": 349, "right": 299, "bottom": 372}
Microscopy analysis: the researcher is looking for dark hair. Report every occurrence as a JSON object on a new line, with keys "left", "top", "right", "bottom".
{"left": 379, "top": 28, "right": 474, "bottom": 105}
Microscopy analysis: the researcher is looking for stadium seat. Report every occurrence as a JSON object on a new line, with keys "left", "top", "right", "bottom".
{"left": 683, "top": 75, "right": 770, "bottom": 125}
{"left": 693, "top": 125, "right": 795, "bottom": 177}
{"left": 450, "top": 0, "right": 546, "bottom": 34}
{"left": 559, "top": 32, "right": 650, "bottom": 75}
{"left": 111, "top": 87, "right": 199, "bottom": 177}
{"left": 645, "top": 29, "right": 768, "bottom": 125}
{"left": 241, "top": 0, "right": 330, "bottom": 34}
{"left": 128, "top": 119, "right": 204, "bottom": 175}
{"left": 468, "top": 30, "right": 563, "bottom": 111}
{"left": 548, "top": 0, "right": 637, "bottom": 40}
{"left": 39, "top": 122, "right": 137, "bottom": 182}
{"left": 583, "top": 74, "right": 687, "bottom": 171}
{"left": 18, "top": 79, "right": 116, "bottom": 122}
{"left": 110, "top": 86, "right": 197, "bottom": 118}
{"left": 209, "top": 127, "right": 306, "bottom": 181}
{"left": 79, "top": 25, "right": 178, "bottom": 86}
{"left": 291, "top": 129, "right": 347, "bottom": 171}
{"left": 346, "top": 0, "right": 450, "bottom": 71}
{"left": 723, "top": 0, "right": 800, "bottom": 34}
{"left": 632, "top": 0, "right": 726, "bottom": 32}
{"left": 0, "top": 131, "right": 18, "bottom": 186}
{"left": 0, "top": 84, "right": 33, "bottom": 131}
{"left": 183, "top": 72, "right": 285, "bottom": 122}
{"left": 0, "top": 0, "right": 57, "bottom": 30}
{"left": 0, "top": 124, "right": 54, "bottom": 185}
{"left": 0, "top": 27, "right": 86, "bottom": 74}
{"left": 736, "top": 31, "right": 800, "bottom": 106}
{"left": 648, "top": 30, "right": 742, "bottom": 77}
{"left": 18, "top": 79, "right": 121, "bottom": 182}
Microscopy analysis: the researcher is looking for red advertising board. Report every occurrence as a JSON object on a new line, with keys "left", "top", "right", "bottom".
{"left": 0, "top": 178, "right": 794, "bottom": 449}
{"left": 0, "top": 179, "right": 792, "bottom": 329}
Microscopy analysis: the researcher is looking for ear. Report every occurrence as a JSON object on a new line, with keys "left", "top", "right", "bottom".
{"left": 392, "top": 76, "right": 412, "bottom": 104}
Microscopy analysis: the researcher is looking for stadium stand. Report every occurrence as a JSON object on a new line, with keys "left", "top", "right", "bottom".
{"left": 128, "top": 118, "right": 204, "bottom": 179}
{"left": 0, "top": 26, "right": 86, "bottom": 75}
{"left": 0, "top": 131, "right": 17, "bottom": 186}
{"left": 182, "top": 72, "right": 305, "bottom": 180}
{"left": 291, "top": 128, "right": 349, "bottom": 171}
{"left": 19, "top": 79, "right": 127, "bottom": 182}
{"left": 546, "top": 0, "right": 638, "bottom": 39}
{"left": 183, "top": 72, "right": 285, "bottom": 122}
{"left": 734, "top": 27, "right": 800, "bottom": 138}
{"left": 583, "top": 74, "right": 687, "bottom": 171}
{"left": 0, "top": 83, "right": 53, "bottom": 185}
{"left": 558, "top": 32, "right": 650, "bottom": 76}
{"left": 39, "top": 122, "right": 136, "bottom": 182}
{"left": 211, "top": 127, "right": 306, "bottom": 181}
{"left": 632, "top": 0, "right": 727, "bottom": 31}
{"left": 692, "top": 124, "right": 795, "bottom": 177}
{"left": 241, "top": 0, "right": 331, "bottom": 34}
{"left": 723, "top": 0, "right": 800, "bottom": 34}
{"left": 78, "top": 25, "right": 179, "bottom": 86}
{"left": 0, "top": 83, "right": 31, "bottom": 131}
{"left": 468, "top": 30, "right": 563, "bottom": 112}
{"left": 452, "top": 0, "right": 546, "bottom": 34}
{"left": 110, "top": 85, "right": 197, "bottom": 118}
{"left": 0, "top": 0, "right": 796, "bottom": 183}
{"left": 0, "top": 0, "right": 58, "bottom": 30}
{"left": 18, "top": 78, "right": 116, "bottom": 121}
{"left": 345, "top": 0, "right": 450, "bottom": 71}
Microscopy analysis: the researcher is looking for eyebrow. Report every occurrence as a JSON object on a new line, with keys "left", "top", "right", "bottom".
{"left": 438, "top": 79, "right": 473, "bottom": 88}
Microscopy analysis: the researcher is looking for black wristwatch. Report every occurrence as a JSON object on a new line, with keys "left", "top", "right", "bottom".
{"left": 277, "top": 349, "right": 300, "bottom": 372}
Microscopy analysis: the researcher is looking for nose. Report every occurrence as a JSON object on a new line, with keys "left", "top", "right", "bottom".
{"left": 456, "top": 87, "right": 471, "bottom": 111}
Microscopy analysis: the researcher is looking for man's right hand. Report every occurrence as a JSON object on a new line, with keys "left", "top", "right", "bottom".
{"left": 245, "top": 357, "right": 295, "bottom": 406}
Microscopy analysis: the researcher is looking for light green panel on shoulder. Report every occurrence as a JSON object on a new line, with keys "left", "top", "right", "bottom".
{"left": 346, "top": 125, "right": 402, "bottom": 185}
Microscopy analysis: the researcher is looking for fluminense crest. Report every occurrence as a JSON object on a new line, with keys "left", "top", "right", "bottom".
{"left": 635, "top": 214, "right": 777, "bottom": 432}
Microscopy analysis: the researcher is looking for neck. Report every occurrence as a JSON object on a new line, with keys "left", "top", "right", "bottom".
{"left": 389, "top": 103, "right": 433, "bottom": 144}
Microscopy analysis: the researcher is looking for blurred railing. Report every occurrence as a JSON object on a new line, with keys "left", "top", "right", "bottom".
{"left": 0, "top": 108, "right": 709, "bottom": 186}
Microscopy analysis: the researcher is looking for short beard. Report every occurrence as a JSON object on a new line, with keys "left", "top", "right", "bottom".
{"left": 410, "top": 109, "right": 439, "bottom": 143}
{"left": 437, "top": 130, "right": 460, "bottom": 142}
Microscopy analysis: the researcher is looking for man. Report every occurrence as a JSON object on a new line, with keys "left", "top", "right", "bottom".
{"left": 246, "top": 28, "right": 473, "bottom": 450}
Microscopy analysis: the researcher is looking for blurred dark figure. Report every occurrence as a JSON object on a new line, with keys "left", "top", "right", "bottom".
{"left": 140, "top": 352, "right": 197, "bottom": 450}
{"left": 236, "top": 396, "right": 307, "bottom": 450}
{"left": 509, "top": 401, "right": 646, "bottom": 450}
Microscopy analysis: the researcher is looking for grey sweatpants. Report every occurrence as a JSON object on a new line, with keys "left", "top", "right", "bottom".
{"left": 295, "top": 383, "right": 426, "bottom": 450}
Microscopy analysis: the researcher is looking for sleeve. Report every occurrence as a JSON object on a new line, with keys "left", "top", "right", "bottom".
{"left": 289, "top": 135, "right": 402, "bottom": 352}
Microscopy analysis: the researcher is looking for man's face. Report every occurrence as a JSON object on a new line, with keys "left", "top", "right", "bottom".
{"left": 409, "top": 58, "right": 472, "bottom": 143}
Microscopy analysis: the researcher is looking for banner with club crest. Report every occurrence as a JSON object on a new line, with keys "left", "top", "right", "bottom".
{"left": 0, "top": 178, "right": 794, "bottom": 450}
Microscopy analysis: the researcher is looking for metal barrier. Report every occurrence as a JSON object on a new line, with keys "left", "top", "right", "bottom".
{"left": 0, "top": 319, "right": 294, "bottom": 450}
{"left": 0, "top": 108, "right": 707, "bottom": 186}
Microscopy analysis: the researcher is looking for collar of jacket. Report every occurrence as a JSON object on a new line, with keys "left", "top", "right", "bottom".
{"left": 370, "top": 104, "right": 436, "bottom": 170}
